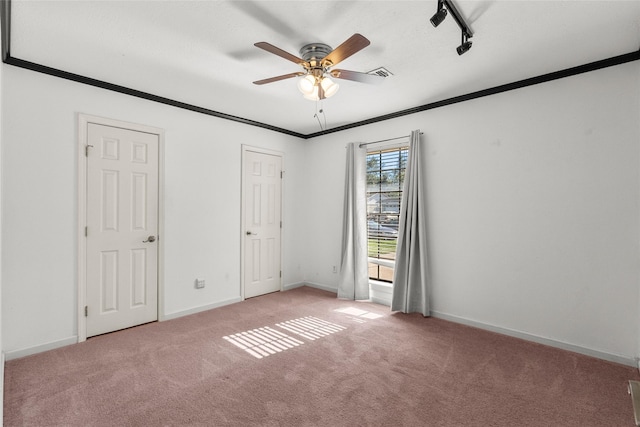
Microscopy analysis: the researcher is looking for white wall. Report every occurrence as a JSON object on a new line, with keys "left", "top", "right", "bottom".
{"left": 307, "top": 61, "right": 640, "bottom": 364}
{"left": 1, "top": 66, "right": 306, "bottom": 357}
{"left": 300, "top": 138, "right": 346, "bottom": 289}
{"left": 2, "top": 57, "right": 639, "bottom": 367}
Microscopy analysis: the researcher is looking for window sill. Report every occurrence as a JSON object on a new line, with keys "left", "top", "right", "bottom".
{"left": 370, "top": 280, "right": 392, "bottom": 293}
{"left": 369, "top": 280, "right": 392, "bottom": 306}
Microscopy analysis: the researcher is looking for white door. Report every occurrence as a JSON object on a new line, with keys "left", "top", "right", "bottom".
{"left": 86, "top": 123, "right": 159, "bottom": 337}
{"left": 244, "top": 150, "right": 282, "bottom": 298}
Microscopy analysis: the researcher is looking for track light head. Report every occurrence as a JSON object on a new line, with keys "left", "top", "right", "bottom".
{"left": 456, "top": 40, "right": 472, "bottom": 55}
{"left": 457, "top": 32, "right": 472, "bottom": 55}
{"left": 430, "top": 7, "right": 448, "bottom": 27}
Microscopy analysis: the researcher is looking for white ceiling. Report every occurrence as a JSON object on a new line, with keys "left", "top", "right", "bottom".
{"left": 8, "top": 0, "right": 640, "bottom": 135}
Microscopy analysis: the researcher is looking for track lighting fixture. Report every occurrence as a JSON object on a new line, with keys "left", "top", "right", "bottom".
{"left": 430, "top": 1, "right": 447, "bottom": 27}
{"left": 457, "top": 32, "right": 472, "bottom": 55}
{"left": 430, "top": 0, "right": 474, "bottom": 55}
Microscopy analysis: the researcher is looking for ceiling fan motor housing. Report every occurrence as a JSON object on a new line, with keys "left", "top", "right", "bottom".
{"left": 300, "top": 43, "right": 333, "bottom": 67}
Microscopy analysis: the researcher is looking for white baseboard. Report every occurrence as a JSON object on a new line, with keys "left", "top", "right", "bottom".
{"left": 431, "top": 310, "right": 637, "bottom": 367}
{"left": 5, "top": 298, "right": 241, "bottom": 361}
{"left": 7, "top": 292, "right": 631, "bottom": 369}
{"left": 283, "top": 281, "right": 306, "bottom": 291}
{"left": 4, "top": 336, "right": 78, "bottom": 361}
{"left": 300, "top": 281, "right": 338, "bottom": 294}
{"left": 297, "top": 281, "right": 392, "bottom": 305}
{"left": 162, "top": 296, "right": 242, "bottom": 321}
{"left": 299, "top": 281, "right": 392, "bottom": 308}
{"left": 370, "top": 296, "right": 391, "bottom": 306}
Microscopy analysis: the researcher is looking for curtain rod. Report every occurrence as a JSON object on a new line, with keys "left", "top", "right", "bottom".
{"left": 358, "top": 132, "right": 423, "bottom": 148}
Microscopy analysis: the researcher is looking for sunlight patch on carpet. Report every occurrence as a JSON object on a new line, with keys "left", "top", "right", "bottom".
{"left": 275, "top": 316, "right": 346, "bottom": 340}
{"left": 223, "top": 327, "right": 304, "bottom": 359}
{"left": 334, "top": 307, "right": 384, "bottom": 322}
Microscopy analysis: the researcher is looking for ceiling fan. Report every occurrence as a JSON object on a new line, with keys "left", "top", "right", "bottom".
{"left": 252, "top": 33, "right": 383, "bottom": 101}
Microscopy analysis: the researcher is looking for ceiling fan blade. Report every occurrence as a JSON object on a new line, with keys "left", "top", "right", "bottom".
{"left": 330, "top": 69, "right": 383, "bottom": 84}
{"left": 321, "top": 34, "right": 370, "bottom": 67}
{"left": 254, "top": 42, "right": 306, "bottom": 65}
{"left": 253, "top": 72, "right": 305, "bottom": 85}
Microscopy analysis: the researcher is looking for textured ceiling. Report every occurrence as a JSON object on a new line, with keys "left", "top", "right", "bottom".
{"left": 8, "top": 0, "right": 640, "bottom": 135}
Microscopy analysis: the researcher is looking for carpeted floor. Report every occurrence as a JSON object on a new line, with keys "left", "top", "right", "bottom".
{"left": 4, "top": 286, "right": 639, "bottom": 426}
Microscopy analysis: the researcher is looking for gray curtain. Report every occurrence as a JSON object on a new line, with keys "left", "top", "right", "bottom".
{"left": 391, "top": 130, "right": 430, "bottom": 316}
{"left": 337, "top": 142, "right": 369, "bottom": 300}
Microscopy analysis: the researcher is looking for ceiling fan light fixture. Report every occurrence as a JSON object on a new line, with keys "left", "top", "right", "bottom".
{"left": 253, "top": 34, "right": 379, "bottom": 103}
{"left": 320, "top": 76, "right": 339, "bottom": 98}
{"left": 302, "top": 84, "right": 320, "bottom": 101}
{"left": 297, "top": 74, "right": 316, "bottom": 95}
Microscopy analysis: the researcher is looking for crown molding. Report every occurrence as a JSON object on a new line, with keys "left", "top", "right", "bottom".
{"left": 2, "top": 0, "right": 639, "bottom": 140}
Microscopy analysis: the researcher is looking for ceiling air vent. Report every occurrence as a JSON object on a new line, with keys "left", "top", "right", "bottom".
{"left": 368, "top": 67, "right": 393, "bottom": 78}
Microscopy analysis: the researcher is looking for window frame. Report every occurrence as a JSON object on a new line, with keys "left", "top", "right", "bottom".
{"left": 365, "top": 142, "right": 408, "bottom": 283}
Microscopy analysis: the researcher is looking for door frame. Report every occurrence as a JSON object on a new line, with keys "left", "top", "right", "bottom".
{"left": 77, "top": 113, "right": 165, "bottom": 342}
{"left": 240, "top": 145, "right": 284, "bottom": 300}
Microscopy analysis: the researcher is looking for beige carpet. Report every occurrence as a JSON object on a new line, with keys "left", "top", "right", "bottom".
{"left": 4, "top": 286, "right": 638, "bottom": 426}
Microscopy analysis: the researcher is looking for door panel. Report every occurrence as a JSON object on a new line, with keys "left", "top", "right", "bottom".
{"left": 244, "top": 151, "right": 282, "bottom": 298}
{"left": 86, "top": 123, "right": 159, "bottom": 337}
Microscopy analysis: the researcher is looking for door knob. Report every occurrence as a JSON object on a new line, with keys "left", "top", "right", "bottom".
{"left": 143, "top": 235, "right": 156, "bottom": 243}
{"left": 246, "top": 231, "right": 258, "bottom": 236}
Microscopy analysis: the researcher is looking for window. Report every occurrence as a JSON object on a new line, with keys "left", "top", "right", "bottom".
{"left": 366, "top": 147, "right": 408, "bottom": 282}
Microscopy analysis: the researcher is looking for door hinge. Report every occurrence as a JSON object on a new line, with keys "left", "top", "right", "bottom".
{"left": 84, "top": 306, "right": 88, "bottom": 317}
{"left": 280, "top": 171, "right": 283, "bottom": 179}
{"left": 280, "top": 221, "right": 282, "bottom": 228}
{"left": 85, "top": 144, "right": 93, "bottom": 157}
{"left": 280, "top": 271, "right": 282, "bottom": 278}
{"left": 85, "top": 226, "right": 88, "bottom": 237}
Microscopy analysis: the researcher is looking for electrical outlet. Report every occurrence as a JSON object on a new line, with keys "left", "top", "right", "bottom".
{"left": 195, "top": 279, "right": 205, "bottom": 289}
